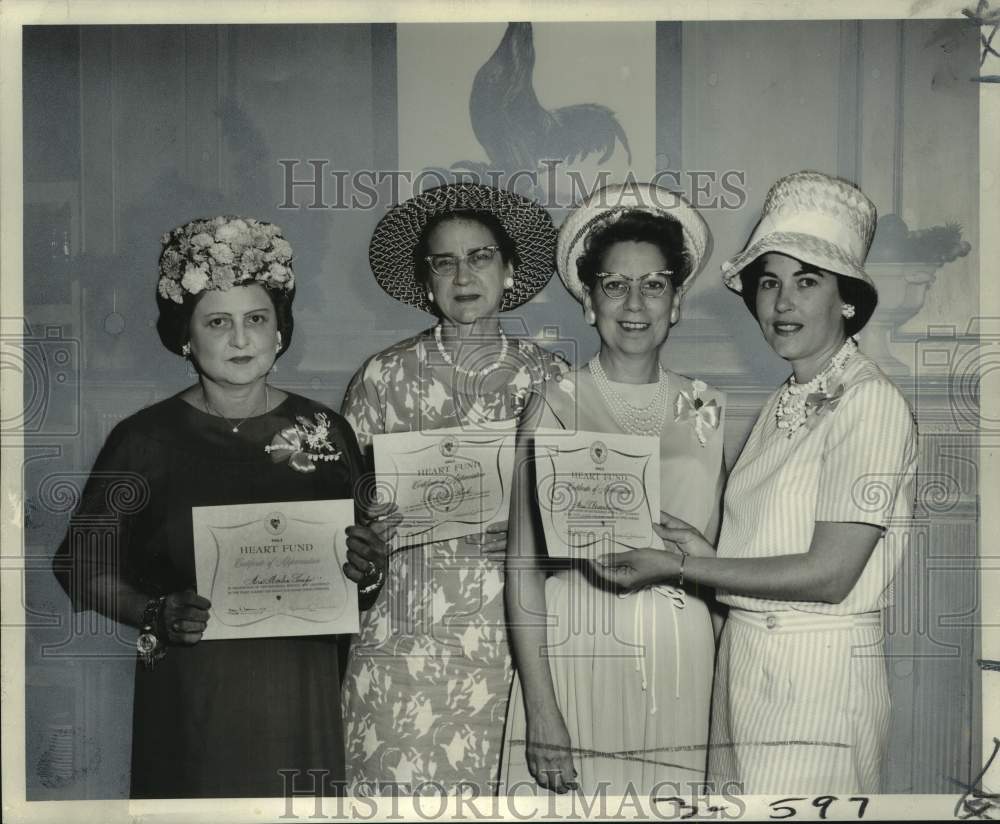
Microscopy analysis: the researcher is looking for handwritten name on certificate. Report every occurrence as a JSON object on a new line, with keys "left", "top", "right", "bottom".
{"left": 192, "top": 499, "right": 358, "bottom": 640}
{"left": 534, "top": 430, "right": 660, "bottom": 559}
{"left": 373, "top": 420, "right": 517, "bottom": 547}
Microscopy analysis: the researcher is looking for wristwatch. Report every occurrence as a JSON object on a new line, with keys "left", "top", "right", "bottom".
{"left": 137, "top": 595, "right": 167, "bottom": 669}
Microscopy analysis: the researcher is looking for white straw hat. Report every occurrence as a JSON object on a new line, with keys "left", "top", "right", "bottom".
{"left": 721, "top": 171, "right": 879, "bottom": 332}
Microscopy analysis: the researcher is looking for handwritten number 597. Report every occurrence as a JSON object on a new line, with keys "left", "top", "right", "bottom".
{"left": 769, "top": 796, "right": 870, "bottom": 819}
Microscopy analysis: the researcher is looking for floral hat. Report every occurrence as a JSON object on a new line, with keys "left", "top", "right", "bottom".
{"left": 157, "top": 216, "right": 295, "bottom": 304}
{"left": 368, "top": 183, "right": 557, "bottom": 314}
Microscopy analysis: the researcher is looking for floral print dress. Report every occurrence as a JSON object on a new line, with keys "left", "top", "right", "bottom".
{"left": 340, "top": 328, "right": 567, "bottom": 795}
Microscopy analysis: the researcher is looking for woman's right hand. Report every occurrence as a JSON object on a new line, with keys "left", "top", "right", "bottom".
{"left": 525, "top": 708, "right": 578, "bottom": 794}
{"left": 160, "top": 589, "right": 211, "bottom": 645}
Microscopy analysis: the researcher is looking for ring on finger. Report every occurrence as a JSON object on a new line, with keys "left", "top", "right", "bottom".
{"left": 359, "top": 567, "right": 384, "bottom": 596}
{"left": 365, "top": 560, "right": 377, "bottom": 576}
{"left": 172, "top": 621, "right": 180, "bottom": 632}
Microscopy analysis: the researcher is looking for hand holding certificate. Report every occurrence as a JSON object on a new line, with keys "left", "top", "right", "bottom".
{"left": 192, "top": 499, "right": 359, "bottom": 640}
{"left": 534, "top": 429, "right": 660, "bottom": 559}
{"left": 373, "top": 420, "right": 517, "bottom": 547}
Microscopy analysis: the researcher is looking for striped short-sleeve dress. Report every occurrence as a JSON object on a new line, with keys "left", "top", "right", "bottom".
{"left": 708, "top": 349, "right": 917, "bottom": 794}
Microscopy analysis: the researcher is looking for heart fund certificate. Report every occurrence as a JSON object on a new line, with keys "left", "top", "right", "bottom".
{"left": 534, "top": 430, "right": 660, "bottom": 559}
{"left": 373, "top": 420, "right": 516, "bottom": 547}
{"left": 192, "top": 499, "right": 358, "bottom": 640}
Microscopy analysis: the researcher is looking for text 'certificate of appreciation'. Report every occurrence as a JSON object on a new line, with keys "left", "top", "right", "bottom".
{"left": 534, "top": 429, "right": 660, "bottom": 559}
{"left": 192, "top": 499, "right": 358, "bottom": 640}
{"left": 373, "top": 419, "right": 517, "bottom": 547}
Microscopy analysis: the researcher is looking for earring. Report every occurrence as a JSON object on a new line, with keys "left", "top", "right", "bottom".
{"left": 181, "top": 342, "right": 191, "bottom": 357}
{"left": 841, "top": 304, "right": 856, "bottom": 319}
{"left": 503, "top": 276, "right": 515, "bottom": 290}
{"left": 426, "top": 290, "right": 434, "bottom": 303}
{"left": 275, "top": 331, "right": 283, "bottom": 354}
{"left": 585, "top": 309, "right": 596, "bottom": 326}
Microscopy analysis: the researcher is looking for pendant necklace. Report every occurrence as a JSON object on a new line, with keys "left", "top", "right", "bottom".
{"left": 202, "top": 384, "right": 270, "bottom": 434}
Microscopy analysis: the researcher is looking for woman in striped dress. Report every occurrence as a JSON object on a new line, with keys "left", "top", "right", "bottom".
{"left": 595, "top": 171, "right": 918, "bottom": 794}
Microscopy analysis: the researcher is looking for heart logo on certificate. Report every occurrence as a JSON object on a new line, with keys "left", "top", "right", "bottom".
{"left": 265, "top": 512, "right": 286, "bottom": 536}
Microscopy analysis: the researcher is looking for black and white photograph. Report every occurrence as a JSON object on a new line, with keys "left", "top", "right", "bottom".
{"left": 1, "top": 0, "right": 997, "bottom": 821}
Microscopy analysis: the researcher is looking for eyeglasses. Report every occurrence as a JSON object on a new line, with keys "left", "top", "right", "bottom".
{"left": 596, "top": 271, "right": 674, "bottom": 300}
{"left": 424, "top": 245, "right": 501, "bottom": 279}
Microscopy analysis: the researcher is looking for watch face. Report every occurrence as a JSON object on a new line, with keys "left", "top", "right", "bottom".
{"left": 136, "top": 632, "right": 157, "bottom": 655}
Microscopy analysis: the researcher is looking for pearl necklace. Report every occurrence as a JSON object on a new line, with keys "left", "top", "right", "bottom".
{"left": 589, "top": 357, "right": 669, "bottom": 437}
{"left": 433, "top": 323, "right": 508, "bottom": 379}
{"left": 203, "top": 384, "right": 269, "bottom": 434}
{"left": 774, "top": 338, "right": 856, "bottom": 436}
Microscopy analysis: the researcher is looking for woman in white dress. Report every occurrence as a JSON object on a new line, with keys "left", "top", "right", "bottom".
{"left": 501, "top": 184, "right": 726, "bottom": 796}
{"left": 595, "top": 171, "right": 918, "bottom": 794}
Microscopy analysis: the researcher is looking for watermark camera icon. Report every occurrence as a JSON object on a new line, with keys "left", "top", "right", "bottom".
{"left": 911, "top": 318, "right": 998, "bottom": 436}
{"left": 1, "top": 320, "right": 81, "bottom": 436}
{"left": 413, "top": 318, "right": 579, "bottom": 434}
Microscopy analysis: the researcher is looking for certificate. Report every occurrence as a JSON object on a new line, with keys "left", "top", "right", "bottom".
{"left": 373, "top": 420, "right": 517, "bottom": 547}
{"left": 192, "top": 499, "right": 358, "bottom": 640}
{"left": 534, "top": 429, "right": 660, "bottom": 559}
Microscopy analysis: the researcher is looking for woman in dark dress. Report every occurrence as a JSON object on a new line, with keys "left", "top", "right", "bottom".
{"left": 52, "top": 215, "right": 395, "bottom": 798}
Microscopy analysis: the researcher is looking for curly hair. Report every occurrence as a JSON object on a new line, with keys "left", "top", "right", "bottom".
{"left": 575, "top": 211, "right": 691, "bottom": 293}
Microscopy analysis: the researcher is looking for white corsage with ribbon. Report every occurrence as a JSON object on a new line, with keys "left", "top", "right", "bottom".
{"left": 265, "top": 413, "right": 342, "bottom": 473}
{"left": 673, "top": 379, "right": 721, "bottom": 446}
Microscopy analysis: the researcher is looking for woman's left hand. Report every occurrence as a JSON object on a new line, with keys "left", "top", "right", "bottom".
{"left": 344, "top": 506, "right": 402, "bottom": 594}
{"left": 465, "top": 521, "right": 507, "bottom": 556}
{"left": 592, "top": 547, "right": 683, "bottom": 593}
{"left": 653, "top": 511, "right": 715, "bottom": 557}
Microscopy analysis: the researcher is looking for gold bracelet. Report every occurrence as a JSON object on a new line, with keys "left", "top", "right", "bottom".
{"left": 678, "top": 551, "right": 688, "bottom": 588}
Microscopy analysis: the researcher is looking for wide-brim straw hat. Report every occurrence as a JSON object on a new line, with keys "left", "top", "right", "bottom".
{"left": 556, "top": 182, "right": 711, "bottom": 304}
{"left": 721, "top": 170, "right": 879, "bottom": 332}
{"left": 368, "top": 183, "right": 557, "bottom": 314}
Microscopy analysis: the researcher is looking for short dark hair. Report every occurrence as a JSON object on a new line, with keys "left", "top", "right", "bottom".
{"left": 738, "top": 256, "right": 877, "bottom": 337}
{"left": 412, "top": 209, "right": 520, "bottom": 286}
{"left": 576, "top": 211, "right": 691, "bottom": 293}
{"left": 156, "top": 283, "right": 295, "bottom": 358}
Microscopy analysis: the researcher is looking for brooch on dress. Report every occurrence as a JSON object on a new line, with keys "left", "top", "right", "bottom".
{"left": 265, "top": 413, "right": 341, "bottom": 473}
{"left": 802, "top": 383, "right": 846, "bottom": 432}
{"left": 673, "top": 379, "right": 721, "bottom": 446}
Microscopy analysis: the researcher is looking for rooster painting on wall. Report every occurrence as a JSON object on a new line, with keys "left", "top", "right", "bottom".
{"left": 433, "top": 22, "right": 633, "bottom": 197}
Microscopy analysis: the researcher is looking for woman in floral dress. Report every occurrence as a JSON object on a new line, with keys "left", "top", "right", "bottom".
{"left": 340, "top": 184, "right": 565, "bottom": 795}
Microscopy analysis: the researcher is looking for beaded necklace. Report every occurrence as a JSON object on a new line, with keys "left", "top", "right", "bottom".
{"left": 774, "top": 338, "right": 856, "bottom": 436}
{"left": 589, "top": 356, "right": 669, "bottom": 437}
{"left": 432, "top": 323, "right": 509, "bottom": 379}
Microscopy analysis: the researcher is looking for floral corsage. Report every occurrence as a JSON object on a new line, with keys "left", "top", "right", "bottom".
{"left": 265, "top": 413, "right": 341, "bottom": 472}
{"left": 802, "top": 383, "right": 846, "bottom": 432}
{"left": 673, "top": 379, "right": 721, "bottom": 446}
